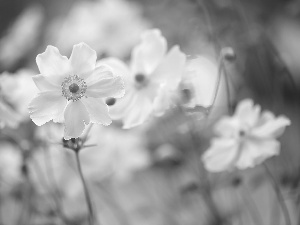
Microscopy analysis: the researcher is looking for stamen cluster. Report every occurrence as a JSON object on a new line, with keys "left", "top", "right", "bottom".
{"left": 61, "top": 75, "right": 87, "bottom": 101}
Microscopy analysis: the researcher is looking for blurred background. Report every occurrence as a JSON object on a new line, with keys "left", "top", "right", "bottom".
{"left": 0, "top": 0, "right": 300, "bottom": 224}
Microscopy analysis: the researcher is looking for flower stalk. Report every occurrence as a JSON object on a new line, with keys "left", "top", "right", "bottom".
{"left": 264, "top": 163, "right": 291, "bottom": 225}
{"left": 75, "top": 150, "right": 95, "bottom": 225}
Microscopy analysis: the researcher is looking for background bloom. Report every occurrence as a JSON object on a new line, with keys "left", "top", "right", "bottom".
{"left": 202, "top": 99, "right": 291, "bottom": 172}
{"left": 99, "top": 29, "right": 186, "bottom": 128}
{"left": 28, "top": 43, "right": 125, "bottom": 139}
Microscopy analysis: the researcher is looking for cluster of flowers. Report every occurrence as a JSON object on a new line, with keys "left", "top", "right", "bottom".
{"left": 0, "top": 29, "right": 291, "bottom": 173}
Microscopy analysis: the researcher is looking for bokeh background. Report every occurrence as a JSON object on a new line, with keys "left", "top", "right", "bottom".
{"left": 0, "top": 0, "right": 300, "bottom": 224}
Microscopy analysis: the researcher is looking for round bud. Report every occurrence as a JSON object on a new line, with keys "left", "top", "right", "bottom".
{"left": 106, "top": 97, "right": 116, "bottom": 106}
{"left": 221, "top": 47, "right": 236, "bottom": 62}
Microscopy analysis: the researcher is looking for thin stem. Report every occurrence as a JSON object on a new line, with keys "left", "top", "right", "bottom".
{"left": 264, "top": 163, "right": 291, "bottom": 225}
{"left": 75, "top": 151, "right": 95, "bottom": 225}
{"left": 209, "top": 57, "right": 223, "bottom": 113}
{"left": 222, "top": 64, "right": 233, "bottom": 114}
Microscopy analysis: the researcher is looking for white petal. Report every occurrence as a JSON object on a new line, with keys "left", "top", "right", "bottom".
{"left": 96, "top": 57, "right": 132, "bottom": 88}
{"left": 122, "top": 94, "right": 153, "bottom": 129}
{"left": 236, "top": 139, "right": 280, "bottom": 169}
{"left": 32, "top": 74, "right": 61, "bottom": 92}
{"left": 202, "top": 138, "right": 240, "bottom": 172}
{"left": 234, "top": 99, "right": 261, "bottom": 127}
{"left": 86, "top": 76, "right": 125, "bottom": 99}
{"left": 81, "top": 98, "right": 111, "bottom": 125}
{"left": 108, "top": 90, "right": 137, "bottom": 120}
{"left": 214, "top": 116, "right": 240, "bottom": 138}
{"left": 252, "top": 114, "right": 291, "bottom": 138}
{"left": 64, "top": 100, "right": 90, "bottom": 139}
{"left": 182, "top": 57, "right": 218, "bottom": 107}
{"left": 85, "top": 65, "right": 114, "bottom": 85}
{"left": 153, "top": 88, "right": 176, "bottom": 116}
{"left": 70, "top": 42, "right": 97, "bottom": 77}
{"left": 151, "top": 46, "right": 186, "bottom": 89}
{"left": 28, "top": 91, "right": 67, "bottom": 126}
{"left": 36, "top": 46, "right": 71, "bottom": 77}
{"left": 131, "top": 29, "right": 167, "bottom": 75}
{"left": 96, "top": 58, "right": 130, "bottom": 78}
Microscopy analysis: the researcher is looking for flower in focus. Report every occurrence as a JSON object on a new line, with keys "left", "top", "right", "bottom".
{"left": 98, "top": 29, "right": 186, "bottom": 128}
{"left": 202, "top": 99, "right": 291, "bottom": 172}
{"left": 180, "top": 56, "right": 218, "bottom": 108}
{"left": 28, "top": 43, "right": 125, "bottom": 139}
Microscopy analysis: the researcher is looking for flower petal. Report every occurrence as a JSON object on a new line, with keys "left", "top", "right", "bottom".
{"left": 122, "top": 95, "right": 153, "bottom": 129}
{"left": 252, "top": 113, "right": 291, "bottom": 138}
{"left": 32, "top": 74, "right": 61, "bottom": 92}
{"left": 131, "top": 29, "right": 167, "bottom": 75}
{"left": 96, "top": 57, "right": 132, "bottom": 88}
{"left": 64, "top": 100, "right": 90, "bottom": 139}
{"left": 81, "top": 98, "right": 111, "bottom": 125}
{"left": 69, "top": 42, "right": 97, "bottom": 77}
{"left": 234, "top": 99, "right": 261, "bottom": 127}
{"left": 236, "top": 139, "right": 280, "bottom": 169}
{"left": 36, "top": 46, "right": 71, "bottom": 78}
{"left": 86, "top": 76, "right": 125, "bottom": 99}
{"left": 151, "top": 45, "right": 186, "bottom": 89}
{"left": 85, "top": 66, "right": 114, "bottom": 85}
{"left": 214, "top": 116, "right": 240, "bottom": 138}
{"left": 28, "top": 91, "right": 67, "bottom": 126}
{"left": 202, "top": 138, "right": 239, "bottom": 172}
{"left": 182, "top": 57, "right": 218, "bottom": 107}
{"left": 108, "top": 89, "right": 137, "bottom": 120}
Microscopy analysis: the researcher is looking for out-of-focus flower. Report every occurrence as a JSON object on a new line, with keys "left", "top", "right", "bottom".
{"left": 0, "top": 100, "right": 22, "bottom": 128}
{"left": 99, "top": 29, "right": 186, "bottom": 128}
{"left": 81, "top": 125, "right": 150, "bottom": 180}
{"left": 0, "top": 70, "right": 38, "bottom": 121}
{"left": 180, "top": 57, "right": 218, "bottom": 108}
{"left": 0, "top": 143, "right": 22, "bottom": 194}
{"left": 28, "top": 43, "right": 125, "bottom": 139}
{"left": 0, "top": 5, "right": 43, "bottom": 68}
{"left": 202, "top": 99, "right": 291, "bottom": 172}
{"left": 48, "top": 0, "right": 149, "bottom": 58}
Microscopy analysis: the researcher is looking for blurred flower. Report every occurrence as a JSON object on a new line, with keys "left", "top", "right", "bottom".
{"left": 0, "top": 5, "right": 43, "bottom": 68}
{"left": 202, "top": 99, "right": 291, "bottom": 172}
{"left": 48, "top": 0, "right": 149, "bottom": 58}
{"left": 81, "top": 125, "right": 150, "bottom": 180}
{"left": 0, "top": 69, "right": 38, "bottom": 121}
{"left": 99, "top": 29, "right": 186, "bottom": 128}
{"left": 0, "top": 143, "right": 22, "bottom": 194}
{"left": 180, "top": 56, "right": 218, "bottom": 108}
{"left": 28, "top": 43, "right": 125, "bottom": 139}
{"left": 0, "top": 100, "right": 22, "bottom": 128}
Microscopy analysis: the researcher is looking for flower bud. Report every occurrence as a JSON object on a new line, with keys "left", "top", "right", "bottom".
{"left": 221, "top": 47, "right": 236, "bottom": 62}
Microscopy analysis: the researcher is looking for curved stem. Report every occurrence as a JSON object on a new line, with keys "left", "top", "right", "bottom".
{"left": 209, "top": 57, "right": 223, "bottom": 114}
{"left": 222, "top": 66, "right": 233, "bottom": 114}
{"left": 75, "top": 152, "right": 95, "bottom": 225}
{"left": 264, "top": 163, "right": 291, "bottom": 225}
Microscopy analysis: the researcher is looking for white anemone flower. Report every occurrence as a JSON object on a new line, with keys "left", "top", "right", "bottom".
{"left": 28, "top": 43, "right": 125, "bottom": 139}
{"left": 202, "top": 99, "right": 291, "bottom": 172}
{"left": 98, "top": 29, "right": 186, "bottom": 128}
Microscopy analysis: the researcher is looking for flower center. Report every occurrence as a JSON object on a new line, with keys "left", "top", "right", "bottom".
{"left": 134, "top": 73, "right": 148, "bottom": 89}
{"left": 135, "top": 74, "right": 146, "bottom": 83}
{"left": 61, "top": 75, "right": 87, "bottom": 101}
{"left": 69, "top": 83, "right": 80, "bottom": 93}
